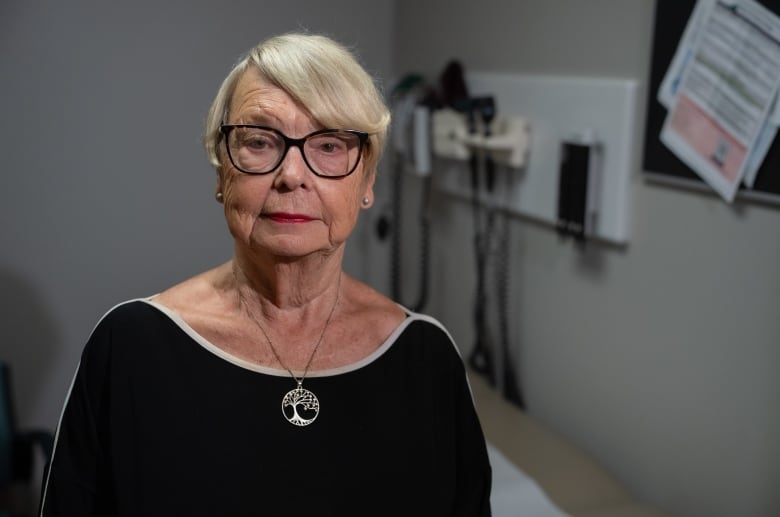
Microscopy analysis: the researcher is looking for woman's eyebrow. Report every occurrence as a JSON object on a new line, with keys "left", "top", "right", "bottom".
{"left": 233, "top": 112, "right": 273, "bottom": 125}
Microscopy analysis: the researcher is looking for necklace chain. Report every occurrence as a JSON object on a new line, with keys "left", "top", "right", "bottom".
{"left": 235, "top": 269, "right": 341, "bottom": 385}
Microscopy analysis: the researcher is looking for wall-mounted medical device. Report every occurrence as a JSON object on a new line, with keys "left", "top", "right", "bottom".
{"left": 432, "top": 108, "right": 531, "bottom": 169}
{"left": 557, "top": 131, "right": 602, "bottom": 242}
{"left": 384, "top": 74, "right": 437, "bottom": 312}
{"left": 432, "top": 72, "right": 639, "bottom": 246}
{"left": 391, "top": 66, "right": 527, "bottom": 406}
{"left": 391, "top": 79, "right": 433, "bottom": 177}
{"left": 412, "top": 105, "right": 432, "bottom": 176}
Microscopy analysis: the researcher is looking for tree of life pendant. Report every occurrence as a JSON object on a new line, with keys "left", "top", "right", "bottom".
{"left": 281, "top": 384, "right": 319, "bottom": 426}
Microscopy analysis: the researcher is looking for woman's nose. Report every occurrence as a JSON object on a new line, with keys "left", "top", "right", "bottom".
{"left": 273, "top": 146, "right": 309, "bottom": 189}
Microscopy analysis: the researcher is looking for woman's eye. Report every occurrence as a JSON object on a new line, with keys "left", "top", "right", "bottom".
{"left": 241, "top": 132, "right": 277, "bottom": 151}
{"left": 246, "top": 136, "right": 269, "bottom": 149}
{"left": 316, "top": 138, "right": 345, "bottom": 153}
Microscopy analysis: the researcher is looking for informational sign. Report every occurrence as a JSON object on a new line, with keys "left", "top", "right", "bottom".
{"left": 658, "top": 0, "right": 780, "bottom": 202}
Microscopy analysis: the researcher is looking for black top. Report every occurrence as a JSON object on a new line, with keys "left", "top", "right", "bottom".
{"left": 40, "top": 299, "right": 492, "bottom": 516}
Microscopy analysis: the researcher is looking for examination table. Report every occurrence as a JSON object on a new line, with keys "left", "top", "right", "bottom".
{"left": 469, "top": 371, "right": 672, "bottom": 517}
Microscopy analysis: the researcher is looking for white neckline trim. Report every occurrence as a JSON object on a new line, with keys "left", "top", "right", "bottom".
{"left": 139, "top": 297, "right": 452, "bottom": 378}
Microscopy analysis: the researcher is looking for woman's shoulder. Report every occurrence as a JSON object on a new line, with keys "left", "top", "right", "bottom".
{"left": 146, "top": 263, "right": 238, "bottom": 346}
{"left": 340, "top": 275, "right": 458, "bottom": 341}
{"left": 151, "top": 263, "right": 229, "bottom": 312}
{"left": 78, "top": 299, "right": 171, "bottom": 373}
{"left": 324, "top": 276, "right": 400, "bottom": 359}
{"left": 342, "top": 275, "right": 405, "bottom": 323}
{"left": 93, "top": 298, "right": 159, "bottom": 328}
{"left": 87, "top": 297, "right": 188, "bottom": 349}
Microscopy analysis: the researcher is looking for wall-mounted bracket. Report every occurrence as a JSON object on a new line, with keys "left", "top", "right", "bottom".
{"left": 432, "top": 73, "right": 640, "bottom": 245}
{"left": 432, "top": 108, "right": 531, "bottom": 168}
{"left": 432, "top": 108, "right": 471, "bottom": 161}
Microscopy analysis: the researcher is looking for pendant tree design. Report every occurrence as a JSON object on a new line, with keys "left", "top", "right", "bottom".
{"left": 282, "top": 384, "right": 320, "bottom": 426}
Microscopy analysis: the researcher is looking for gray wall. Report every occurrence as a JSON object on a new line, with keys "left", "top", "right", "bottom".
{"left": 0, "top": 0, "right": 393, "bottom": 451}
{"left": 4, "top": 2, "right": 780, "bottom": 517}
{"left": 393, "top": 2, "right": 780, "bottom": 517}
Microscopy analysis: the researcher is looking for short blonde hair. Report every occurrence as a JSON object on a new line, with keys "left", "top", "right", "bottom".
{"left": 204, "top": 32, "right": 391, "bottom": 176}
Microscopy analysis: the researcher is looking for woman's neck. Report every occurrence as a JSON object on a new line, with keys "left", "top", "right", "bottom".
{"left": 230, "top": 250, "right": 344, "bottom": 313}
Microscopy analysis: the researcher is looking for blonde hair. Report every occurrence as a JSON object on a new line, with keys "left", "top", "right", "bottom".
{"left": 204, "top": 32, "right": 391, "bottom": 176}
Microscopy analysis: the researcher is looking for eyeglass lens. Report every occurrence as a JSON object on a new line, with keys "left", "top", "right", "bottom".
{"left": 227, "top": 127, "right": 362, "bottom": 176}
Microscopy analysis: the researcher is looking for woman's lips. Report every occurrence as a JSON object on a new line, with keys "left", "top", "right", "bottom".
{"left": 266, "top": 212, "right": 313, "bottom": 223}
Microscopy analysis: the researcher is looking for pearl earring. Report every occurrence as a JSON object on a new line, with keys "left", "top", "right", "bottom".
{"left": 361, "top": 197, "right": 370, "bottom": 206}
{"left": 215, "top": 192, "right": 224, "bottom": 203}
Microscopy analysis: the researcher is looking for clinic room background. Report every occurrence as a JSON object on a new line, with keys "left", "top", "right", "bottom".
{"left": 2, "top": 1, "right": 778, "bottom": 517}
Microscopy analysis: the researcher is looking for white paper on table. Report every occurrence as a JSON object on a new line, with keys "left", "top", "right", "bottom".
{"left": 488, "top": 442, "right": 571, "bottom": 517}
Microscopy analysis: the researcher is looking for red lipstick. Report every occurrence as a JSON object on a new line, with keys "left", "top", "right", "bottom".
{"left": 266, "top": 212, "right": 313, "bottom": 223}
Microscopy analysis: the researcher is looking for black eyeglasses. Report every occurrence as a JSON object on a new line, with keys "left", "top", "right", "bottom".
{"left": 220, "top": 124, "right": 369, "bottom": 178}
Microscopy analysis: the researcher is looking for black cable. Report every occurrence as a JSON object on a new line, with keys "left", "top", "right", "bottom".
{"left": 467, "top": 146, "right": 495, "bottom": 384}
{"left": 495, "top": 210, "right": 525, "bottom": 408}
{"left": 468, "top": 99, "right": 499, "bottom": 385}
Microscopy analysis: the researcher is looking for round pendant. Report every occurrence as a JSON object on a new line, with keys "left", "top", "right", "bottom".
{"left": 281, "top": 385, "right": 319, "bottom": 426}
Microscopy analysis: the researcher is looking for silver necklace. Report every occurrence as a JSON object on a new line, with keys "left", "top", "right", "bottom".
{"left": 236, "top": 272, "right": 341, "bottom": 427}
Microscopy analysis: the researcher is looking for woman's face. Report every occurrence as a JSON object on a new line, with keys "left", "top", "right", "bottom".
{"left": 218, "top": 68, "right": 375, "bottom": 260}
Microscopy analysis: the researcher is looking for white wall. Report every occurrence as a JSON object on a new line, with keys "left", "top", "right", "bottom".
{"left": 394, "top": 1, "right": 780, "bottom": 517}
{"left": 1, "top": 0, "right": 394, "bottom": 439}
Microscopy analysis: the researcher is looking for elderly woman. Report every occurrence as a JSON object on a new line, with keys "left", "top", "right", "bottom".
{"left": 39, "top": 33, "right": 492, "bottom": 515}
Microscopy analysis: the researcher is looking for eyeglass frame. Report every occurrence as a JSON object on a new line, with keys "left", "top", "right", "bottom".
{"left": 219, "top": 124, "right": 369, "bottom": 179}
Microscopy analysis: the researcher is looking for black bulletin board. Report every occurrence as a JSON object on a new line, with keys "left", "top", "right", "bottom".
{"left": 643, "top": 0, "right": 780, "bottom": 203}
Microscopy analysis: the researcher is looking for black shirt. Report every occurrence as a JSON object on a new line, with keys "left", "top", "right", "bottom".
{"left": 40, "top": 299, "right": 492, "bottom": 516}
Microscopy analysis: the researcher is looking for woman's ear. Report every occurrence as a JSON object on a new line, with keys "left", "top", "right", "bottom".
{"left": 215, "top": 169, "right": 225, "bottom": 203}
{"left": 361, "top": 172, "right": 376, "bottom": 208}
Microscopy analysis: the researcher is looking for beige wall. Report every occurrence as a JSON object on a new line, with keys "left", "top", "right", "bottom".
{"left": 393, "top": 1, "right": 780, "bottom": 517}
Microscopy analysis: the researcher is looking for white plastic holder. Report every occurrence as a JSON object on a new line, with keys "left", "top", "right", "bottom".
{"left": 465, "top": 116, "right": 531, "bottom": 169}
{"left": 412, "top": 105, "right": 433, "bottom": 176}
{"left": 432, "top": 108, "right": 531, "bottom": 169}
{"left": 432, "top": 108, "right": 471, "bottom": 161}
